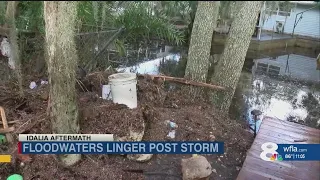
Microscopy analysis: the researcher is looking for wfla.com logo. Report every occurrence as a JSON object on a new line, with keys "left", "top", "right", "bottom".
{"left": 260, "top": 142, "right": 283, "bottom": 161}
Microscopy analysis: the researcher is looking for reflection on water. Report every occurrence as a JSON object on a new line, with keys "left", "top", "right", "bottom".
{"left": 116, "top": 54, "right": 180, "bottom": 74}
{"left": 253, "top": 54, "right": 320, "bottom": 82}
{"left": 244, "top": 50, "right": 320, "bottom": 130}
{"left": 115, "top": 46, "right": 320, "bottom": 129}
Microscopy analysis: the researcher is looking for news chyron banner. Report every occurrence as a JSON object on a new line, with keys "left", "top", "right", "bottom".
{"left": 260, "top": 142, "right": 320, "bottom": 161}
{"left": 18, "top": 134, "right": 224, "bottom": 154}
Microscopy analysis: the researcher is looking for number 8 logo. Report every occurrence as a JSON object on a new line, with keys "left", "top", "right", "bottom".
{"left": 260, "top": 142, "right": 278, "bottom": 161}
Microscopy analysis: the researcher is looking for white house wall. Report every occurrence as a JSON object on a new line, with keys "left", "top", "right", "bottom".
{"left": 262, "top": 4, "right": 320, "bottom": 38}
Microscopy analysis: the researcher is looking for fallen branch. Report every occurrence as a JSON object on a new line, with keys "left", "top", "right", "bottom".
{"left": 138, "top": 74, "right": 226, "bottom": 91}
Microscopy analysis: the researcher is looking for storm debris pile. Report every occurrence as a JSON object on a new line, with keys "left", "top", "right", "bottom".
{"left": 0, "top": 73, "right": 253, "bottom": 180}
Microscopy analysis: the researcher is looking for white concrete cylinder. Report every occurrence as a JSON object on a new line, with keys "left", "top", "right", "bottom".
{"left": 108, "top": 73, "right": 137, "bottom": 109}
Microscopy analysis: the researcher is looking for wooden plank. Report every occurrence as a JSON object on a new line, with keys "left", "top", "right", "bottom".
{"left": 263, "top": 118, "right": 320, "bottom": 135}
{"left": 237, "top": 167, "right": 277, "bottom": 180}
{"left": 262, "top": 119, "right": 320, "bottom": 137}
{"left": 238, "top": 166, "right": 293, "bottom": 180}
{"left": 242, "top": 155, "right": 320, "bottom": 180}
{"left": 242, "top": 165, "right": 300, "bottom": 180}
{"left": 237, "top": 117, "right": 320, "bottom": 180}
{"left": 256, "top": 130, "right": 317, "bottom": 144}
{"left": 258, "top": 125, "right": 319, "bottom": 143}
{"left": 248, "top": 140, "right": 320, "bottom": 169}
{"left": 254, "top": 133, "right": 309, "bottom": 145}
{"left": 246, "top": 150, "right": 295, "bottom": 169}
{"left": 263, "top": 117, "right": 320, "bottom": 134}
{"left": 260, "top": 121, "right": 319, "bottom": 137}
{"left": 246, "top": 149, "right": 320, "bottom": 173}
{"left": 249, "top": 139, "right": 319, "bottom": 163}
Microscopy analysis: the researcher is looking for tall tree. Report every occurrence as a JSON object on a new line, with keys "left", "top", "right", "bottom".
{"left": 184, "top": 1, "right": 220, "bottom": 94}
{"left": 44, "top": 1, "right": 80, "bottom": 166}
{"left": 5, "top": 1, "right": 24, "bottom": 97}
{"left": 210, "top": 1, "right": 262, "bottom": 112}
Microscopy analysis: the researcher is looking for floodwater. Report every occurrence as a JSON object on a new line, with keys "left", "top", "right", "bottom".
{"left": 116, "top": 46, "right": 320, "bottom": 129}
{"left": 241, "top": 47, "right": 320, "bottom": 130}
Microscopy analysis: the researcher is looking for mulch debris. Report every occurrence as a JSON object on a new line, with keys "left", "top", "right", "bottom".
{"left": 0, "top": 71, "right": 253, "bottom": 180}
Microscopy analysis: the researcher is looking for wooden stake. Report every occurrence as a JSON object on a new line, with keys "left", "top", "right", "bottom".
{"left": 0, "top": 106, "right": 14, "bottom": 143}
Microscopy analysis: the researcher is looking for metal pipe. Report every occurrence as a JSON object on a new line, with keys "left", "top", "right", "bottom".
{"left": 292, "top": 5, "right": 318, "bottom": 36}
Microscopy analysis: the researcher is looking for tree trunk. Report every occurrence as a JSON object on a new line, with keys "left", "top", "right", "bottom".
{"left": 44, "top": 1, "right": 81, "bottom": 166}
{"left": 210, "top": 1, "right": 262, "bottom": 112}
{"left": 6, "top": 1, "right": 24, "bottom": 97}
{"left": 184, "top": 1, "right": 220, "bottom": 95}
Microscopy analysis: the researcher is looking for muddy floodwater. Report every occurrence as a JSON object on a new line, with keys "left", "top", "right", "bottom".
{"left": 116, "top": 46, "right": 320, "bottom": 129}
{"left": 241, "top": 47, "right": 320, "bottom": 130}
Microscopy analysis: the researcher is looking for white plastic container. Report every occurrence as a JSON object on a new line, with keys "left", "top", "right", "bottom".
{"left": 108, "top": 73, "right": 137, "bottom": 109}
{"left": 102, "top": 84, "right": 112, "bottom": 100}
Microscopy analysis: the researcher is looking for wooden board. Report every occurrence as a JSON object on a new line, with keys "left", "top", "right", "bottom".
{"left": 237, "top": 117, "right": 320, "bottom": 180}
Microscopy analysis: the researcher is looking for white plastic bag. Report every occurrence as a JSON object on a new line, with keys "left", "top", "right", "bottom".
{"left": 0, "top": 38, "right": 10, "bottom": 57}
{"left": 102, "top": 84, "right": 112, "bottom": 100}
{"left": 0, "top": 38, "right": 15, "bottom": 69}
{"left": 8, "top": 57, "right": 15, "bottom": 70}
{"left": 29, "top": 82, "right": 37, "bottom": 89}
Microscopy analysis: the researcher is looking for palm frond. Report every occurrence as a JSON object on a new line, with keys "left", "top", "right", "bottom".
{"left": 113, "top": 3, "right": 185, "bottom": 45}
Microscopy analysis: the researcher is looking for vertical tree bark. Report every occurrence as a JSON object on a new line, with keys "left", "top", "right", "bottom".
{"left": 184, "top": 1, "right": 220, "bottom": 95}
{"left": 6, "top": 1, "right": 24, "bottom": 97}
{"left": 44, "top": 1, "right": 81, "bottom": 166}
{"left": 210, "top": 1, "right": 262, "bottom": 112}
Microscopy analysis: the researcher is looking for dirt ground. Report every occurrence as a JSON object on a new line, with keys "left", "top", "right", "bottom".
{"left": 0, "top": 72, "right": 253, "bottom": 180}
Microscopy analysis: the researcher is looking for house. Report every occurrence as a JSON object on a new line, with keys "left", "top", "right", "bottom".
{"left": 254, "top": 54, "right": 320, "bottom": 82}
{"left": 260, "top": 1, "right": 320, "bottom": 38}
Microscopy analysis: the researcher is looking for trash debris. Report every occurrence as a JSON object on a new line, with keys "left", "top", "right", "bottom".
{"left": 167, "top": 130, "right": 175, "bottom": 139}
{"left": 209, "top": 134, "right": 216, "bottom": 141}
{"left": 212, "top": 169, "right": 217, "bottom": 173}
{"left": 0, "top": 38, "right": 15, "bottom": 70}
{"left": 127, "top": 154, "right": 153, "bottom": 162}
{"left": 41, "top": 80, "right": 48, "bottom": 85}
{"left": 6, "top": 174, "right": 23, "bottom": 180}
{"left": 17, "top": 154, "right": 32, "bottom": 163}
{"left": 102, "top": 84, "right": 112, "bottom": 100}
{"left": 165, "top": 120, "right": 178, "bottom": 128}
{"left": 8, "top": 58, "right": 15, "bottom": 70}
{"left": 0, "top": 74, "right": 253, "bottom": 179}
{"left": 29, "top": 82, "right": 37, "bottom": 89}
{"left": 0, "top": 134, "right": 6, "bottom": 144}
{"left": 181, "top": 155, "right": 212, "bottom": 180}
{"left": 0, "top": 38, "right": 10, "bottom": 57}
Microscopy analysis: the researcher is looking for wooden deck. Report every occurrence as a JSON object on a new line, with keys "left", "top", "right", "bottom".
{"left": 237, "top": 117, "right": 320, "bottom": 180}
